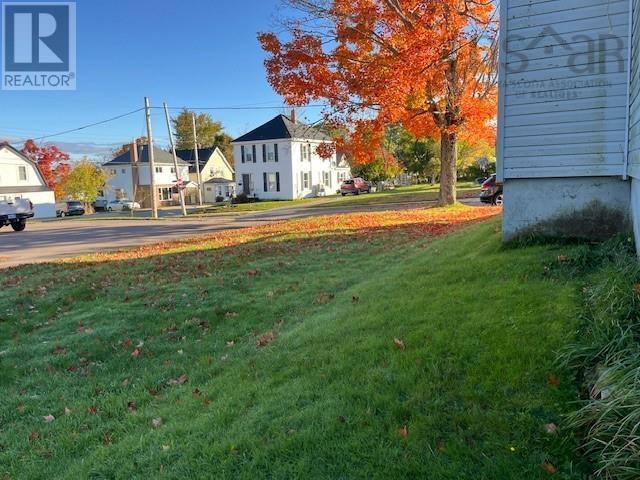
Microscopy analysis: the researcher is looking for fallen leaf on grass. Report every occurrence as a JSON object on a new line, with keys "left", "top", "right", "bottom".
{"left": 88, "top": 406, "right": 98, "bottom": 415}
{"left": 256, "top": 331, "right": 276, "bottom": 347}
{"left": 548, "top": 374, "right": 560, "bottom": 387}
{"left": 42, "top": 415, "right": 55, "bottom": 423}
{"left": 544, "top": 423, "right": 558, "bottom": 435}
{"left": 393, "top": 338, "right": 406, "bottom": 350}
{"left": 398, "top": 426, "right": 408, "bottom": 438}
{"left": 127, "top": 401, "right": 137, "bottom": 411}
{"left": 352, "top": 296, "right": 360, "bottom": 303}
{"left": 247, "top": 269, "right": 259, "bottom": 276}
{"left": 16, "top": 404, "right": 25, "bottom": 414}
{"left": 121, "top": 378, "right": 130, "bottom": 387}
{"left": 152, "top": 417, "right": 163, "bottom": 429}
{"left": 226, "top": 341, "right": 235, "bottom": 348}
{"left": 28, "top": 431, "right": 39, "bottom": 442}
{"left": 64, "top": 407, "right": 72, "bottom": 416}
{"left": 131, "top": 348, "right": 142, "bottom": 358}
{"left": 167, "top": 374, "right": 188, "bottom": 386}
{"left": 542, "top": 462, "right": 557, "bottom": 475}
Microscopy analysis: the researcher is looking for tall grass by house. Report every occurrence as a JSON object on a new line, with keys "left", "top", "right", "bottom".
{"left": 558, "top": 236, "right": 640, "bottom": 479}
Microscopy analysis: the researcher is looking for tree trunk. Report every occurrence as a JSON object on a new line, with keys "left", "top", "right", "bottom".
{"left": 439, "top": 130, "right": 457, "bottom": 205}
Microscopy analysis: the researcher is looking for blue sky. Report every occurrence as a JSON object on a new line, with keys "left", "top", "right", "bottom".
{"left": 0, "top": 0, "right": 321, "bottom": 158}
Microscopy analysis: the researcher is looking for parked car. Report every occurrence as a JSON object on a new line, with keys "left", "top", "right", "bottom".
{"left": 0, "top": 197, "right": 34, "bottom": 232}
{"left": 479, "top": 174, "right": 503, "bottom": 205}
{"left": 340, "top": 178, "right": 371, "bottom": 196}
{"left": 56, "top": 201, "right": 85, "bottom": 218}
{"left": 475, "top": 176, "right": 488, "bottom": 185}
{"left": 93, "top": 198, "right": 108, "bottom": 211}
{"left": 106, "top": 199, "right": 141, "bottom": 212}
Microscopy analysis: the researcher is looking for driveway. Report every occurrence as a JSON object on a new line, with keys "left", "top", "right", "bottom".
{"left": 0, "top": 195, "right": 484, "bottom": 268}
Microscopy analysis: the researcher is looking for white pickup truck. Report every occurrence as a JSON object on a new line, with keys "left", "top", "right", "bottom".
{"left": 0, "top": 197, "right": 34, "bottom": 232}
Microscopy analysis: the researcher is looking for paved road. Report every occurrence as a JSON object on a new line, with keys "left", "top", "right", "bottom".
{"left": 0, "top": 196, "right": 483, "bottom": 268}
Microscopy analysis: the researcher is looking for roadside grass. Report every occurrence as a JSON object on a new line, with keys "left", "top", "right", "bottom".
{"left": 0, "top": 205, "right": 587, "bottom": 478}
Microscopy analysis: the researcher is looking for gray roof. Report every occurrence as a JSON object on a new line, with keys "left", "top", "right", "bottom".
{"left": 104, "top": 145, "right": 189, "bottom": 166}
{"left": 232, "top": 114, "right": 331, "bottom": 143}
{"left": 0, "top": 185, "right": 51, "bottom": 194}
{"left": 204, "top": 177, "right": 235, "bottom": 184}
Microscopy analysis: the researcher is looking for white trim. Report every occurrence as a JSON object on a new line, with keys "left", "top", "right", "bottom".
{"left": 496, "top": 0, "right": 508, "bottom": 183}
{"left": 624, "top": 0, "right": 634, "bottom": 180}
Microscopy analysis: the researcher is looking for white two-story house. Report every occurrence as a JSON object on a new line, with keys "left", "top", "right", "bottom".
{"left": 103, "top": 144, "right": 190, "bottom": 208}
{"left": 232, "top": 112, "right": 351, "bottom": 200}
{"left": 0, "top": 143, "right": 56, "bottom": 218}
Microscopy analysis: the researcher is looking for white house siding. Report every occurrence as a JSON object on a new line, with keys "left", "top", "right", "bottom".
{"left": 104, "top": 163, "right": 189, "bottom": 201}
{"left": 0, "top": 146, "right": 56, "bottom": 218}
{"left": 500, "top": 0, "right": 633, "bottom": 239}
{"left": 233, "top": 139, "right": 349, "bottom": 201}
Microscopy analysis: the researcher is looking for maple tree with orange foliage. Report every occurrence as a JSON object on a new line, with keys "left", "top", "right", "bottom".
{"left": 259, "top": 0, "right": 498, "bottom": 205}
{"left": 22, "top": 140, "right": 71, "bottom": 200}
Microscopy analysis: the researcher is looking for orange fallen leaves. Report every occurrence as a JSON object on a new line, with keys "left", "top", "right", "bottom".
{"left": 542, "top": 462, "right": 558, "bottom": 475}
{"left": 398, "top": 426, "right": 408, "bottom": 438}
{"left": 393, "top": 338, "right": 406, "bottom": 350}
{"left": 256, "top": 331, "right": 276, "bottom": 348}
{"left": 69, "top": 206, "right": 501, "bottom": 265}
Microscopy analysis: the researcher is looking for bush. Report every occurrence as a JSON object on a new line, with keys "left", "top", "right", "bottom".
{"left": 215, "top": 196, "right": 224, "bottom": 203}
{"left": 232, "top": 193, "right": 250, "bottom": 204}
{"left": 559, "top": 236, "right": 640, "bottom": 479}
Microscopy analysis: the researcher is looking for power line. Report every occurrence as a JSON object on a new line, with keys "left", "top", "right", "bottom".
{"left": 153, "top": 104, "right": 327, "bottom": 111}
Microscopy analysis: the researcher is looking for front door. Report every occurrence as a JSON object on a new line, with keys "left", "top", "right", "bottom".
{"left": 242, "top": 174, "right": 251, "bottom": 195}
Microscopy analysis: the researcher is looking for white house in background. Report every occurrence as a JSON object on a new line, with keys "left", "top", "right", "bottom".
{"left": 103, "top": 144, "right": 190, "bottom": 208}
{"left": 0, "top": 143, "right": 56, "bottom": 218}
{"left": 232, "top": 112, "right": 351, "bottom": 200}
{"left": 175, "top": 147, "right": 235, "bottom": 203}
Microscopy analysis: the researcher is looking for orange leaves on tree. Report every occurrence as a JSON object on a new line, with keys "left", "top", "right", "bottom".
{"left": 22, "top": 140, "right": 71, "bottom": 200}
{"left": 258, "top": 0, "right": 498, "bottom": 204}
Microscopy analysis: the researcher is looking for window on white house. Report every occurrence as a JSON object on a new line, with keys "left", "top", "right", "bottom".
{"left": 155, "top": 167, "right": 163, "bottom": 174}
{"left": 301, "top": 171, "right": 310, "bottom": 189}
{"left": 18, "top": 166, "right": 27, "bottom": 181}
{"left": 159, "top": 187, "right": 173, "bottom": 201}
{"left": 206, "top": 187, "right": 212, "bottom": 192}
{"left": 264, "top": 172, "right": 279, "bottom": 192}
{"left": 323, "top": 171, "right": 330, "bottom": 187}
{"left": 121, "top": 169, "right": 126, "bottom": 174}
{"left": 109, "top": 169, "right": 117, "bottom": 175}
{"left": 170, "top": 167, "right": 176, "bottom": 174}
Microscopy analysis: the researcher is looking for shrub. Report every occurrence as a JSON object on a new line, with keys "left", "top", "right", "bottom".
{"left": 232, "top": 193, "right": 250, "bottom": 204}
{"left": 215, "top": 196, "right": 224, "bottom": 203}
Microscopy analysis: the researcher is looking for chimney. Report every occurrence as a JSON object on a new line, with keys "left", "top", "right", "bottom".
{"left": 129, "top": 142, "right": 138, "bottom": 164}
{"left": 290, "top": 109, "right": 297, "bottom": 124}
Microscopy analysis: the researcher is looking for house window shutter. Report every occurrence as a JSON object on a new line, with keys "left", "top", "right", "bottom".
{"left": 263, "top": 172, "right": 267, "bottom": 192}
{"left": 241, "top": 146, "right": 245, "bottom": 163}
{"left": 252, "top": 145, "right": 257, "bottom": 163}
{"left": 274, "top": 144, "right": 279, "bottom": 162}
{"left": 262, "top": 144, "right": 267, "bottom": 163}
{"left": 300, "top": 144, "right": 304, "bottom": 161}
{"left": 276, "top": 172, "right": 280, "bottom": 192}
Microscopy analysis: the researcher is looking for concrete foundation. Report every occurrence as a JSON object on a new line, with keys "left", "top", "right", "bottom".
{"left": 503, "top": 177, "right": 631, "bottom": 241}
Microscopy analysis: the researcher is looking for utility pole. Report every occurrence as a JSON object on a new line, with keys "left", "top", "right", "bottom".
{"left": 192, "top": 112, "right": 203, "bottom": 206}
{"left": 144, "top": 97, "right": 158, "bottom": 219}
{"left": 163, "top": 102, "right": 188, "bottom": 217}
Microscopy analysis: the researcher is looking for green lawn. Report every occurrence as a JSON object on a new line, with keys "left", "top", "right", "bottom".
{"left": 0, "top": 212, "right": 586, "bottom": 478}
{"left": 192, "top": 182, "right": 480, "bottom": 216}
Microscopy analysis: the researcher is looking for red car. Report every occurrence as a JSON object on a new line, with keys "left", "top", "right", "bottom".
{"left": 341, "top": 178, "right": 371, "bottom": 196}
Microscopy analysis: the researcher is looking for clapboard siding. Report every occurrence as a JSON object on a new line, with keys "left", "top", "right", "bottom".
{"left": 628, "top": 0, "right": 640, "bottom": 176}
{"left": 500, "top": 0, "right": 631, "bottom": 179}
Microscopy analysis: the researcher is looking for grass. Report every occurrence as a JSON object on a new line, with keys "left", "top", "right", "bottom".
{"left": 0, "top": 206, "right": 588, "bottom": 478}
{"left": 556, "top": 236, "right": 640, "bottom": 479}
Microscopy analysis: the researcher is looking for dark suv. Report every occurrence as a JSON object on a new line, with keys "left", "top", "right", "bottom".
{"left": 479, "top": 174, "right": 503, "bottom": 205}
{"left": 56, "top": 201, "right": 86, "bottom": 217}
